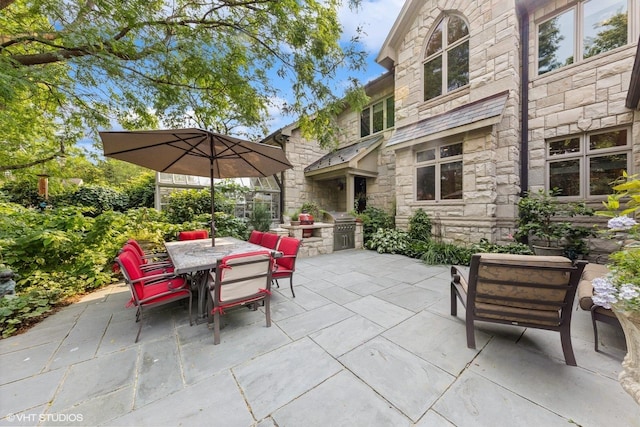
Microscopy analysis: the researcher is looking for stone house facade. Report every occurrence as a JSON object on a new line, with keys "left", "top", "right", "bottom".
{"left": 270, "top": 0, "right": 640, "bottom": 248}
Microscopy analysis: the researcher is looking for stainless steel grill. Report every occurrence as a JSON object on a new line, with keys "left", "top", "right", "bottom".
{"left": 325, "top": 212, "right": 356, "bottom": 251}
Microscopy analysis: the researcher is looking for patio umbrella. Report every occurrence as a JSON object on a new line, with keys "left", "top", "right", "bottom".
{"left": 100, "top": 128, "right": 292, "bottom": 246}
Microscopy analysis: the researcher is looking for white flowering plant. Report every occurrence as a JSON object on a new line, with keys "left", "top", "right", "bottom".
{"left": 593, "top": 172, "right": 640, "bottom": 312}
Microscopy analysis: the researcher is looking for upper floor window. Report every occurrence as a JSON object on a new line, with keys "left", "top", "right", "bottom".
{"left": 416, "top": 142, "right": 463, "bottom": 201}
{"left": 360, "top": 95, "right": 394, "bottom": 138}
{"left": 538, "top": 0, "right": 631, "bottom": 75}
{"left": 423, "top": 14, "right": 469, "bottom": 101}
{"left": 546, "top": 128, "right": 631, "bottom": 198}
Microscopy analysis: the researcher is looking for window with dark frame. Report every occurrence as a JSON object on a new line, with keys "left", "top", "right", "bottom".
{"left": 360, "top": 95, "right": 395, "bottom": 138}
{"left": 423, "top": 14, "right": 469, "bottom": 101}
{"left": 416, "top": 142, "right": 463, "bottom": 201}
{"left": 547, "top": 128, "right": 630, "bottom": 197}
{"left": 537, "top": 0, "right": 630, "bottom": 75}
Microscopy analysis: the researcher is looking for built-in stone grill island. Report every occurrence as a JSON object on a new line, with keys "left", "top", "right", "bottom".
{"left": 277, "top": 212, "right": 363, "bottom": 257}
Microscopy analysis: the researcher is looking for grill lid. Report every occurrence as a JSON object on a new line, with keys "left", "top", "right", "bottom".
{"left": 324, "top": 211, "right": 356, "bottom": 223}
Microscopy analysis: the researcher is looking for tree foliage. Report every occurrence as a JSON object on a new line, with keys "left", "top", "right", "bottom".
{"left": 0, "top": 0, "right": 369, "bottom": 173}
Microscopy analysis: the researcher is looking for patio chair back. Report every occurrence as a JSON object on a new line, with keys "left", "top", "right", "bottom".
{"left": 126, "top": 239, "right": 146, "bottom": 259}
{"left": 178, "top": 229, "right": 209, "bottom": 241}
{"left": 115, "top": 250, "right": 192, "bottom": 342}
{"left": 272, "top": 237, "right": 301, "bottom": 297}
{"left": 248, "top": 230, "right": 264, "bottom": 244}
{"left": 120, "top": 243, "right": 173, "bottom": 275}
{"left": 208, "top": 250, "right": 274, "bottom": 344}
{"left": 259, "top": 232, "right": 280, "bottom": 250}
{"left": 451, "top": 253, "right": 586, "bottom": 366}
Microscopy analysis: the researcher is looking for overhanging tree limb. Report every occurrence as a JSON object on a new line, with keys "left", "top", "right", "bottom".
{"left": 0, "top": 140, "right": 65, "bottom": 172}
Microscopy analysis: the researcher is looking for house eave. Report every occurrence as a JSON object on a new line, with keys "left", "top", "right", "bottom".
{"left": 625, "top": 37, "right": 640, "bottom": 110}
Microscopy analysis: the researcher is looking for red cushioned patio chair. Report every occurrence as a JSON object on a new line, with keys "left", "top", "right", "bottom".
{"left": 208, "top": 251, "right": 274, "bottom": 345}
{"left": 272, "top": 237, "right": 302, "bottom": 298}
{"left": 116, "top": 250, "right": 192, "bottom": 343}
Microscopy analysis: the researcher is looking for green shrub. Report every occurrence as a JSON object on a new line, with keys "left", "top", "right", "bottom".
{"left": 469, "top": 238, "right": 534, "bottom": 255}
{"left": 421, "top": 242, "right": 473, "bottom": 265}
{"left": 358, "top": 207, "right": 394, "bottom": 243}
{"left": 67, "top": 185, "right": 129, "bottom": 215}
{"left": 1, "top": 177, "right": 43, "bottom": 207}
{"left": 0, "top": 290, "right": 57, "bottom": 338}
{"left": 365, "top": 228, "right": 409, "bottom": 254}
{"left": 123, "top": 172, "right": 156, "bottom": 208}
{"left": 249, "top": 203, "right": 272, "bottom": 232}
{"left": 164, "top": 188, "right": 212, "bottom": 223}
{"left": 212, "top": 212, "right": 250, "bottom": 240}
{"left": 408, "top": 208, "right": 432, "bottom": 242}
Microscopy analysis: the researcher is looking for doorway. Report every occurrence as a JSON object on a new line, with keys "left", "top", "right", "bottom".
{"left": 354, "top": 176, "right": 367, "bottom": 213}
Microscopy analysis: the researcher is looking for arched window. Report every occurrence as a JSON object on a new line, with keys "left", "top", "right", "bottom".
{"left": 423, "top": 14, "right": 469, "bottom": 101}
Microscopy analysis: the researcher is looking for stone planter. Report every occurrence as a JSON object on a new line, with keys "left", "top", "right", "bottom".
{"left": 290, "top": 220, "right": 300, "bottom": 226}
{"left": 614, "top": 309, "right": 640, "bottom": 406}
{"left": 532, "top": 245, "right": 565, "bottom": 256}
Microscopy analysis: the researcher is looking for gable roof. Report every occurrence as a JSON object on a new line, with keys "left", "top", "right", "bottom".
{"left": 387, "top": 91, "right": 509, "bottom": 149}
{"left": 377, "top": 0, "right": 550, "bottom": 70}
{"left": 304, "top": 135, "right": 384, "bottom": 177}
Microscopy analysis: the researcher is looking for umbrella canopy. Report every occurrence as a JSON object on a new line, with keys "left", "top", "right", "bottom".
{"left": 100, "top": 128, "right": 292, "bottom": 246}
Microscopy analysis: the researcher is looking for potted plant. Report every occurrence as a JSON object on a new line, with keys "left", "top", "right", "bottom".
{"left": 592, "top": 172, "right": 640, "bottom": 404}
{"left": 515, "top": 188, "right": 594, "bottom": 256}
{"left": 289, "top": 210, "right": 300, "bottom": 226}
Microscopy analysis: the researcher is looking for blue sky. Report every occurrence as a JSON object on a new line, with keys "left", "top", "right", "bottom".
{"left": 264, "top": 0, "right": 405, "bottom": 134}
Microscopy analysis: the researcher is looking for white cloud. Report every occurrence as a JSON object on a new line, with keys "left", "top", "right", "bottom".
{"left": 339, "top": 0, "right": 405, "bottom": 53}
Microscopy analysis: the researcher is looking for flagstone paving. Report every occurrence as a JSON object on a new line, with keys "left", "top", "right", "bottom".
{"left": 1, "top": 249, "right": 638, "bottom": 426}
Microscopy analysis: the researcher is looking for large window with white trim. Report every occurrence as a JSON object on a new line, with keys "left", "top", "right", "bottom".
{"left": 423, "top": 14, "right": 469, "bottom": 101}
{"left": 416, "top": 142, "right": 463, "bottom": 201}
{"left": 537, "top": 0, "right": 634, "bottom": 75}
{"left": 546, "top": 128, "right": 631, "bottom": 198}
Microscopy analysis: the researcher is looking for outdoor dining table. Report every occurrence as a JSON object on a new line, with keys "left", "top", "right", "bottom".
{"left": 164, "top": 236, "right": 277, "bottom": 323}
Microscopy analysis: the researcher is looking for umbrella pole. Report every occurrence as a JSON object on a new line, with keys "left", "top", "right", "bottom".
{"left": 210, "top": 158, "right": 216, "bottom": 247}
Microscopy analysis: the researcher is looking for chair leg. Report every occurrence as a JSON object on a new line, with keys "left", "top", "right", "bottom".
{"left": 273, "top": 279, "right": 280, "bottom": 288}
{"left": 466, "top": 319, "right": 476, "bottom": 349}
{"left": 135, "top": 307, "right": 143, "bottom": 343}
{"left": 213, "top": 310, "right": 221, "bottom": 345}
{"left": 450, "top": 283, "right": 457, "bottom": 316}
{"left": 560, "top": 326, "right": 577, "bottom": 366}
{"left": 591, "top": 308, "right": 600, "bottom": 352}
{"left": 290, "top": 277, "right": 295, "bottom": 298}
{"left": 265, "top": 296, "right": 271, "bottom": 327}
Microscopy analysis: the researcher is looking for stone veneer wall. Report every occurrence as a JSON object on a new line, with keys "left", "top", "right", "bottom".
{"left": 281, "top": 83, "right": 397, "bottom": 217}
{"left": 392, "top": 0, "right": 522, "bottom": 245}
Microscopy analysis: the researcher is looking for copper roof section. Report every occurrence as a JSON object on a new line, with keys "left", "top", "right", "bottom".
{"left": 304, "top": 135, "right": 384, "bottom": 175}
{"left": 387, "top": 91, "right": 509, "bottom": 148}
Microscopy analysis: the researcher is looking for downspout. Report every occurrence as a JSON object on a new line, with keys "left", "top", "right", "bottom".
{"left": 517, "top": 2, "right": 529, "bottom": 197}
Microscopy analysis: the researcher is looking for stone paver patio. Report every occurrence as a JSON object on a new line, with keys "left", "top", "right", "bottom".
{"left": 1, "top": 249, "right": 638, "bottom": 426}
